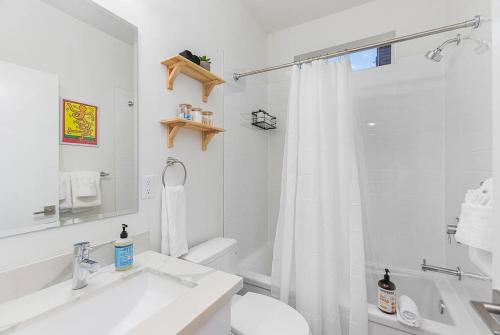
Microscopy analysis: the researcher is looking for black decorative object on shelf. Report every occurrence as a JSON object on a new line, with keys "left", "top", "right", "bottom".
{"left": 179, "top": 50, "right": 201, "bottom": 65}
{"left": 251, "top": 109, "right": 276, "bottom": 130}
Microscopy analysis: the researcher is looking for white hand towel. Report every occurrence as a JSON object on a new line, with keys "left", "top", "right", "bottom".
{"left": 77, "top": 176, "right": 97, "bottom": 197}
{"left": 70, "top": 171, "right": 102, "bottom": 209}
{"left": 455, "top": 203, "right": 493, "bottom": 252}
{"left": 59, "top": 177, "right": 66, "bottom": 200}
{"left": 161, "top": 185, "right": 188, "bottom": 258}
{"left": 397, "top": 295, "right": 421, "bottom": 328}
{"left": 59, "top": 172, "right": 73, "bottom": 211}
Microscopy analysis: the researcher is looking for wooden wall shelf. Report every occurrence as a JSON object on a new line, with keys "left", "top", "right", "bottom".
{"left": 161, "top": 56, "right": 225, "bottom": 103}
{"left": 160, "top": 118, "right": 225, "bottom": 151}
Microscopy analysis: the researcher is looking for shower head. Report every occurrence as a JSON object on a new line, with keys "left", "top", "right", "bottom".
{"left": 425, "top": 48, "right": 443, "bottom": 62}
{"left": 425, "top": 34, "right": 462, "bottom": 62}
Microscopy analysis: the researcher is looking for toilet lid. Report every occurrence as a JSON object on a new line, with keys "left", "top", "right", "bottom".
{"left": 231, "top": 293, "right": 310, "bottom": 335}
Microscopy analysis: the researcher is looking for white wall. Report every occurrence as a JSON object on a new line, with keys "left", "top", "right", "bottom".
{"left": 0, "top": 0, "right": 267, "bottom": 271}
{"left": 492, "top": 0, "right": 500, "bottom": 290}
{"left": 267, "top": 0, "right": 448, "bottom": 69}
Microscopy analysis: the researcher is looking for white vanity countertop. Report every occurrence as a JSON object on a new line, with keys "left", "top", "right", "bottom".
{"left": 0, "top": 251, "right": 243, "bottom": 335}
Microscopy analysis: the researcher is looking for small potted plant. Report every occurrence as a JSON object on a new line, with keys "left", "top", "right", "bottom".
{"left": 199, "top": 56, "right": 211, "bottom": 71}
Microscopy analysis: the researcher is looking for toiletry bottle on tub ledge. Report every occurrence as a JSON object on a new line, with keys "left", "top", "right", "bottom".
{"left": 378, "top": 268, "right": 396, "bottom": 314}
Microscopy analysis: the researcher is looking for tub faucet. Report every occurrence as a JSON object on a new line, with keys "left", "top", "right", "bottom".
{"left": 72, "top": 242, "right": 99, "bottom": 290}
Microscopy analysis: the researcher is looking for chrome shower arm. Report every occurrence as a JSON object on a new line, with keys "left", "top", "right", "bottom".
{"left": 436, "top": 34, "right": 462, "bottom": 51}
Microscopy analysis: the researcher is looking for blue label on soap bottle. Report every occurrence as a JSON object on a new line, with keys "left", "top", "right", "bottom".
{"left": 115, "top": 245, "right": 133, "bottom": 270}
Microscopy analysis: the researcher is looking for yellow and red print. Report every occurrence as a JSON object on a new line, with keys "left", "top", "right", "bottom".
{"left": 62, "top": 99, "right": 98, "bottom": 146}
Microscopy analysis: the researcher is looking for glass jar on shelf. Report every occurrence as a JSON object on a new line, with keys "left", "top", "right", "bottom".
{"left": 191, "top": 107, "right": 203, "bottom": 123}
{"left": 202, "top": 111, "right": 213, "bottom": 126}
{"left": 178, "top": 103, "right": 192, "bottom": 120}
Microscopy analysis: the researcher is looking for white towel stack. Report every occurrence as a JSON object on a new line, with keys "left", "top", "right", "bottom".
{"left": 397, "top": 295, "right": 421, "bottom": 328}
{"left": 455, "top": 178, "right": 493, "bottom": 276}
{"left": 59, "top": 172, "right": 73, "bottom": 211}
{"left": 161, "top": 185, "right": 188, "bottom": 258}
{"left": 70, "top": 171, "right": 102, "bottom": 210}
{"left": 59, "top": 171, "right": 102, "bottom": 212}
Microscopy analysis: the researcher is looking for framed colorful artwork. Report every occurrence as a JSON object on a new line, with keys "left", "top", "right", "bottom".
{"left": 61, "top": 99, "right": 98, "bottom": 146}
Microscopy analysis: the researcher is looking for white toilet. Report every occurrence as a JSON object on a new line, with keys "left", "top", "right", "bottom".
{"left": 181, "top": 238, "right": 310, "bottom": 335}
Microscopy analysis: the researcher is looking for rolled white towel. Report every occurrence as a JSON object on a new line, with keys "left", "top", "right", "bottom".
{"left": 397, "top": 295, "right": 420, "bottom": 328}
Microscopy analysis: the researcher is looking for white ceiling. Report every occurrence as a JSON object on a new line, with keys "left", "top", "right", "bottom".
{"left": 241, "top": 0, "right": 374, "bottom": 33}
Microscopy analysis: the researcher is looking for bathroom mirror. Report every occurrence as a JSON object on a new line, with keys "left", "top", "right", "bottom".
{"left": 0, "top": 0, "right": 138, "bottom": 237}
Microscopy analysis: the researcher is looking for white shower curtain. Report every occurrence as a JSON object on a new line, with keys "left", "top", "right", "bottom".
{"left": 271, "top": 59, "right": 368, "bottom": 335}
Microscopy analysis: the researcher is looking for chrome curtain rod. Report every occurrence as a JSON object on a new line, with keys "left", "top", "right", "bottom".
{"left": 233, "top": 15, "right": 483, "bottom": 81}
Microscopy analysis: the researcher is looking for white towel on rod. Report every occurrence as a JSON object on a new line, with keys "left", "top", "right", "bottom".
{"left": 455, "top": 203, "right": 493, "bottom": 252}
{"left": 161, "top": 185, "right": 188, "bottom": 257}
{"left": 469, "top": 247, "right": 492, "bottom": 277}
{"left": 59, "top": 172, "right": 72, "bottom": 211}
{"left": 397, "top": 295, "right": 421, "bottom": 328}
{"left": 70, "top": 171, "right": 102, "bottom": 209}
{"left": 455, "top": 178, "right": 493, "bottom": 278}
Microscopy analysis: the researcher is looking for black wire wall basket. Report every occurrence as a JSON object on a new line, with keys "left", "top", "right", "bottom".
{"left": 251, "top": 109, "right": 277, "bottom": 130}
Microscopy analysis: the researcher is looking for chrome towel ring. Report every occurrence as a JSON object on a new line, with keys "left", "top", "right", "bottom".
{"left": 162, "top": 157, "right": 187, "bottom": 187}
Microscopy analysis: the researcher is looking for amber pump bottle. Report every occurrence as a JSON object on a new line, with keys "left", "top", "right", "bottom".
{"left": 377, "top": 268, "right": 396, "bottom": 314}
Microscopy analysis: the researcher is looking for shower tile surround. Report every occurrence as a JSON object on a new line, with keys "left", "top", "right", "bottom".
{"left": 264, "top": 0, "right": 493, "bottom": 278}
{"left": 266, "top": 56, "right": 448, "bottom": 271}
{"left": 444, "top": 0, "right": 493, "bottom": 273}
{"left": 351, "top": 56, "right": 447, "bottom": 269}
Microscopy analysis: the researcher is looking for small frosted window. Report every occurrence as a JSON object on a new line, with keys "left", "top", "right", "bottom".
{"left": 328, "top": 45, "right": 392, "bottom": 71}
{"left": 349, "top": 45, "right": 392, "bottom": 71}
{"left": 298, "top": 34, "right": 394, "bottom": 71}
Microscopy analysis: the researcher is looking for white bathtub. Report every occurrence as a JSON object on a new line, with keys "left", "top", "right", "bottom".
{"left": 238, "top": 245, "right": 273, "bottom": 296}
{"left": 237, "top": 246, "right": 481, "bottom": 335}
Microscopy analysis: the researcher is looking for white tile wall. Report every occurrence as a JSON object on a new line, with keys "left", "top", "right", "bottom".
{"left": 353, "top": 56, "right": 446, "bottom": 270}
{"left": 266, "top": 57, "right": 448, "bottom": 271}
{"left": 223, "top": 74, "right": 270, "bottom": 259}
{"left": 265, "top": 0, "right": 492, "bottom": 277}
{"left": 444, "top": 0, "right": 492, "bottom": 272}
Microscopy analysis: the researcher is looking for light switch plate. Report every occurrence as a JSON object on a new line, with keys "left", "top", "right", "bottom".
{"left": 141, "top": 175, "right": 155, "bottom": 199}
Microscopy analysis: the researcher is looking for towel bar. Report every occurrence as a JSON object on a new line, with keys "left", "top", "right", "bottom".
{"left": 421, "top": 258, "right": 490, "bottom": 281}
{"left": 162, "top": 157, "right": 187, "bottom": 187}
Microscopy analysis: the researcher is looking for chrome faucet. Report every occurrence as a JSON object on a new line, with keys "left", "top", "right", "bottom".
{"left": 72, "top": 242, "right": 99, "bottom": 290}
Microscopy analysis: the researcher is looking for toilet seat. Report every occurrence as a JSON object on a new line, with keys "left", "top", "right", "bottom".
{"left": 231, "top": 293, "right": 310, "bottom": 335}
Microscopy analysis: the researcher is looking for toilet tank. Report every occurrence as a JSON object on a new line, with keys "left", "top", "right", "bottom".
{"left": 181, "top": 238, "right": 238, "bottom": 274}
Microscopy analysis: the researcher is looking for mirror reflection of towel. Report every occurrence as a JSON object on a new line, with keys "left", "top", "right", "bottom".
{"left": 59, "top": 172, "right": 72, "bottom": 211}
{"left": 77, "top": 176, "right": 97, "bottom": 197}
{"left": 70, "top": 171, "right": 101, "bottom": 209}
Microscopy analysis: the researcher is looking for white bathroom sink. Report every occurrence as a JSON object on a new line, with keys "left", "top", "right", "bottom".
{"left": 10, "top": 269, "right": 194, "bottom": 335}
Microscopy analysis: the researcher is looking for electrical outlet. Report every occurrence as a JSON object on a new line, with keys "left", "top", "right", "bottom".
{"left": 142, "top": 175, "right": 155, "bottom": 199}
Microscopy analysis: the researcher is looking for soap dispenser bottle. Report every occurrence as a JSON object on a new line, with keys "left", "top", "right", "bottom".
{"left": 378, "top": 268, "right": 396, "bottom": 314}
{"left": 115, "top": 224, "right": 133, "bottom": 271}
